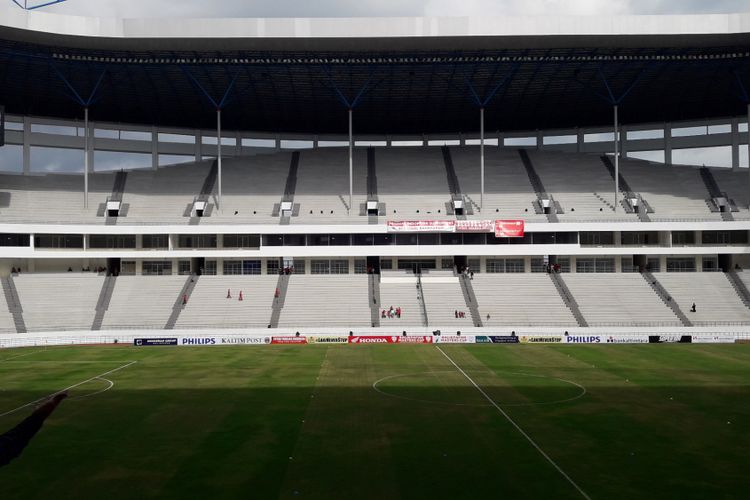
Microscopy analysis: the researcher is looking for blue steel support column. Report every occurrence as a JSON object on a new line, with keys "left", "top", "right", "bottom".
{"left": 320, "top": 66, "right": 380, "bottom": 217}
{"left": 349, "top": 108, "right": 353, "bottom": 214}
{"left": 217, "top": 108, "right": 222, "bottom": 211}
{"left": 49, "top": 64, "right": 107, "bottom": 208}
{"left": 614, "top": 104, "right": 619, "bottom": 213}
{"left": 463, "top": 63, "right": 519, "bottom": 212}
{"left": 180, "top": 66, "right": 240, "bottom": 214}
{"left": 84, "top": 106, "right": 89, "bottom": 209}
{"left": 480, "top": 107, "right": 485, "bottom": 211}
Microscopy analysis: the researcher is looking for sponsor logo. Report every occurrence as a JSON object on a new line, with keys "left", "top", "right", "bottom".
{"left": 399, "top": 336, "right": 434, "bottom": 344}
{"left": 691, "top": 335, "right": 736, "bottom": 344}
{"left": 564, "top": 335, "right": 601, "bottom": 344}
{"left": 219, "top": 337, "right": 269, "bottom": 345}
{"left": 348, "top": 336, "right": 400, "bottom": 344}
{"left": 436, "top": 335, "right": 474, "bottom": 344}
{"left": 519, "top": 336, "right": 562, "bottom": 343}
{"left": 605, "top": 335, "right": 649, "bottom": 344}
{"left": 387, "top": 220, "right": 456, "bottom": 233}
{"left": 474, "top": 336, "right": 493, "bottom": 344}
{"left": 134, "top": 338, "right": 177, "bottom": 346}
{"left": 489, "top": 336, "right": 519, "bottom": 344}
{"left": 307, "top": 336, "right": 350, "bottom": 344}
{"left": 649, "top": 335, "right": 692, "bottom": 344}
{"left": 495, "top": 219, "right": 525, "bottom": 238}
{"left": 271, "top": 336, "right": 307, "bottom": 344}
{"left": 181, "top": 337, "right": 216, "bottom": 345}
{"left": 455, "top": 220, "right": 493, "bottom": 233}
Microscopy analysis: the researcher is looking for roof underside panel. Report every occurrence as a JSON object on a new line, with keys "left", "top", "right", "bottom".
{"left": 1, "top": 38, "right": 749, "bottom": 134}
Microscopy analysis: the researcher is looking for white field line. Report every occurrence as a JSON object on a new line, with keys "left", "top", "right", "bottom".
{"left": 0, "top": 350, "right": 46, "bottom": 362}
{"left": 0, "top": 360, "right": 137, "bottom": 419}
{"left": 69, "top": 378, "right": 114, "bottom": 401}
{"left": 435, "top": 346, "right": 591, "bottom": 500}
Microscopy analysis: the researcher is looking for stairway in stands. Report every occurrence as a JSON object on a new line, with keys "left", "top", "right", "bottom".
{"left": 105, "top": 171, "right": 128, "bottom": 225}
{"left": 188, "top": 161, "right": 217, "bottom": 223}
{"left": 518, "top": 149, "right": 560, "bottom": 222}
{"left": 458, "top": 274, "right": 483, "bottom": 327}
{"left": 600, "top": 155, "right": 652, "bottom": 221}
{"left": 1, "top": 275, "right": 26, "bottom": 333}
{"left": 641, "top": 271, "right": 692, "bottom": 326}
{"left": 277, "top": 152, "right": 300, "bottom": 225}
{"left": 725, "top": 271, "right": 750, "bottom": 308}
{"left": 699, "top": 167, "right": 735, "bottom": 221}
{"left": 369, "top": 274, "right": 381, "bottom": 327}
{"left": 91, "top": 275, "right": 116, "bottom": 330}
{"left": 165, "top": 275, "right": 200, "bottom": 329}
{"left": 441, "top": 146, "right": 472, "bottom": 217}
{"left": 548, "top": 273, "right": 587, "bottom": 326}
{"left": 416, "top": 273, "right": 429, "bottom": 327}
{"left": 366, "top": 147, "right": 382, "bottom": 222}
{"left": 268, "top": 274, "right": 290, "bottom": 328}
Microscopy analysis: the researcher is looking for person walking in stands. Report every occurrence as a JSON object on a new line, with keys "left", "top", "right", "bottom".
{"left": 182, "top": 294, "right": 188, "bottom": 305}
{"left": 227, "top": 289, "right": 232, "bottom": 299}
{"left": 274, "top": 288, "right": 280, "bottom": 298}
{"left": 470, "top": 271, "right": 474, "bottom": 280}
{"left": 691, "top": 302, "right": 697, "bottom": 312}
{"left": 396, "top": 307, "right": 401, "bottom": 318}
{"left": 455, "top": 310, "right": 459, "bottom": 319}
{"left": 238, "top": 291, "right": 244, "bottom": 301}
{"left": 381, "top": 309, "right": 386, "bottom": 319}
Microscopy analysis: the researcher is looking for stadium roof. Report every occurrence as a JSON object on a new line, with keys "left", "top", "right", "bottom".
{"left": 1, "top": 8, "right": 750, "bottom": 135}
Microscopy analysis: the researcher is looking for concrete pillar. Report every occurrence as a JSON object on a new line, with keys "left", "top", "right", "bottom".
{"left": 695, "top": 255, "right": 702, "bottom": 272}
{"left": 664, "top": 123, "right": 673, "bottom": 166}
{"left": 615, "top": 257, "right": 622, "bottom": 273}
{"left": 135, "top": 260, "right": 143, "bottom": 275}
{"left": 523, "top": 256, "right": 531, "bottom": 273}
{"left": 195, "top": 130, "right": 203, "bottom": 162}
{"left": 570, "top": 256, "right": 577, "bottom": 273}
{"left": 151, "top": 126, "right": 158, "bottom": 170}
{"left": 731, "top": 117, "right": 740, "bottom": 171}
{"left": 536, "top": 130, "right": 543, "bottom": 150}
{"left": 659, "top": 255, "right": 668, "bottom": 272}
{"left": 576, "top": 128, "right": 584, "bottom": 153}
{"left": 22, "top": 116, "right": 31, "bottom": 175}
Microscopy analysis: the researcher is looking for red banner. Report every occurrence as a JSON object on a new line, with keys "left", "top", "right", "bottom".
{"left": 398, "top": 336, "right": 434, "bottom": 344}
{"left": 495, "top": 219, "right": 525, "bottom": 238}
{"left": 348, "top": 336, "right": 401, "bottom": 344}
{"left": 455, "top": 220, "right": 493, "bottom": 232}
{"left": 387, "top": 220, "right": 456, "bottom": 232}
{"left": 271, "top": 336, "right": 307, "bottom": 344}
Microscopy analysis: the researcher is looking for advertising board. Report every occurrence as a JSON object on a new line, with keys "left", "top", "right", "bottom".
{"left": 271, "top": 336, "right": 308, "bottom": 345}
{"left": 348, "top": 336, "right": 400, "bottom": 344}
{"left": 134, "top": 338, "right": 177, "bottom": 346}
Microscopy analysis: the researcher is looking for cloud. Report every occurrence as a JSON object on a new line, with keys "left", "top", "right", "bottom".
{"left": 40, "top": 0, "right": 750, "bottom": 18}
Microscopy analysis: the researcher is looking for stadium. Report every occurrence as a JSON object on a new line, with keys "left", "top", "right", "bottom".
{"left": 1, "top": 2, "right": 750, "bottom": 498}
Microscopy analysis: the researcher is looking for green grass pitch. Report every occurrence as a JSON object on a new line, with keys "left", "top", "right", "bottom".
{"left": 1, "top": 343, "right": 749, "bottom": 499}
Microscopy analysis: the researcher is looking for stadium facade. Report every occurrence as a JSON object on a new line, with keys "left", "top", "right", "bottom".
{"left": 2, "top": 7, "right": 750, "bottom": 334}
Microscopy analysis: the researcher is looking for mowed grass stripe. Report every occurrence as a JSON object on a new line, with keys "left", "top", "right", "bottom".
{"left": 280, "top": 345, "right": 582, "bottom": 500}
{"left": 1, "top": 346, "right": 328, "bottom": 500}
{"left": 1, "top": 344, "right": 749, "bottom": 499}
{"left": 469, "top": 344, "right": 750, "bottom": 499}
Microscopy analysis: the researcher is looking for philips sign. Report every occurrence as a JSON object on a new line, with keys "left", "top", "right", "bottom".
{"left": 180, "top": 337, "right": 217, "bottom": 345}
{"left": 564, "top": 335, "right": 601, "bottom": 344}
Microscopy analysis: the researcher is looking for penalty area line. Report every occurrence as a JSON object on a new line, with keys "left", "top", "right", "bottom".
{"left": 435, "top": 346, "right": 591, "bottom": 500}
{"left": 0, "top": 360, "right": 137, "bottom": 419}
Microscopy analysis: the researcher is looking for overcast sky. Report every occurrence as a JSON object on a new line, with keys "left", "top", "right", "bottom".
{"left": 35, "top": 0, "right": 750, "bottom": 18}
